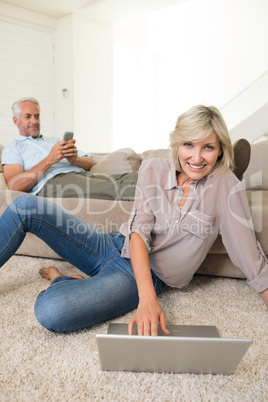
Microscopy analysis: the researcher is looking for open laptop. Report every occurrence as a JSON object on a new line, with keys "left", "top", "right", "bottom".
{"left": 96, "top": 323, "right": 252, "bottom": 375}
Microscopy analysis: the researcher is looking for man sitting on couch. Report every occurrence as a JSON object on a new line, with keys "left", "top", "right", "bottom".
{"left": 1, "top": 97, "right": 137, "bottom": 199}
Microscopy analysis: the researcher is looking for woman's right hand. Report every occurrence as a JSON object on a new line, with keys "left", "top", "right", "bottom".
{"left": 128, "top": 295, "right": 169, "bottom": 336}
{"left": 128, "top": 233, "right": 169, "bottom": 336}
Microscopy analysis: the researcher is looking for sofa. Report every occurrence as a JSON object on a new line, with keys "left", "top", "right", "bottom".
{"left": 0, "top": 141, "right": 267, "bottom": 280}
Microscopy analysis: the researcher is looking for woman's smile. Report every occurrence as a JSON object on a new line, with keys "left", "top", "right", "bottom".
{"left": 187, "top": 162, "right": 206, "bottom": 170}
{"left": 178, "top": 131, "right": 222, "bottom": 182}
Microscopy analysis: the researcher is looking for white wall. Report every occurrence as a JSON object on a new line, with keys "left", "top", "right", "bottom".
{"left": 0, "top": 2, "right": 57, "bottom": 30}
{"left": 221, "top": 72, "right": 268, "bottom": 142}
{"left": 0, "top": 3, "right": 114, "bottom": 153}
{"left": 73, "top": 15, "right": 114, "bottom": 153}
{"left": 0, "top": 3, "right": 57, "bottom": 143}
{"left": 54, "top": 15, "right": 75, "bottom": 139}
{"left": 114, "top": 0, "right": 268, "bottom": 150}
{"left": 55, "top": 14, "right": 114, "bottom": 153}
{"left": 1, "top": 0, "right": 268, "bottom": 153}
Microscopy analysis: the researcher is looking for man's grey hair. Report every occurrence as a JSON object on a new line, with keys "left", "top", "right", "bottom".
{"left": 12, "top": 97, "right": 40, "bottom": 118}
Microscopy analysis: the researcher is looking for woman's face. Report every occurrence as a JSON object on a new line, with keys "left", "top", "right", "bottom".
{"left": 178, "top": 131, "right": 222, "bottom": 182}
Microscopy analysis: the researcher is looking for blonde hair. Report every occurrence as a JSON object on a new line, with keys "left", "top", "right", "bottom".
{"left": 169, "top": 105, "right": 234, "bottom": 174}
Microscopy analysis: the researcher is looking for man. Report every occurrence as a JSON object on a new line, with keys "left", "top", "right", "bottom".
{"left": 2, "top": 98, "right": 138, "bottom": 200}
{"left": 1, "top": 98, "right": 96, "bottom": 197}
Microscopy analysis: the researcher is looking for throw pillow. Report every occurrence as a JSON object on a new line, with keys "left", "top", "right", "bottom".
{"left": 90, "top": 148, "right": 142, "bottom": 175}
{"left": 142, "top": 148, "right": 170, "bottom": 160}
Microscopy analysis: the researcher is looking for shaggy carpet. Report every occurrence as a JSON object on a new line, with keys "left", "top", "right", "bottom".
{"left": 0, "top": 255, "right": 267, "bottom": 401}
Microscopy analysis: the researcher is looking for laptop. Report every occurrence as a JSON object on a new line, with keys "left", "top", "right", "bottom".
{"left": 96, "top": 323, "right": 252, "bottom": 375}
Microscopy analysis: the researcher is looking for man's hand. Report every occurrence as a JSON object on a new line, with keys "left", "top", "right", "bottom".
{"left": 61, "top": 139, "right": 94, "bottom": 170}
{"left": 128, "top": 296, "right": 169, "bottom": 336}
{"left": 61, "top": 139, "right": 78, "bottom": 164}
{"left": 46, "top": 139, "right": 77, "bottom": 165}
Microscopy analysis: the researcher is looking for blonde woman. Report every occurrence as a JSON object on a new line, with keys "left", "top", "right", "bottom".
{"left": 0, "top": 105, "right": 266, "bottom": 334}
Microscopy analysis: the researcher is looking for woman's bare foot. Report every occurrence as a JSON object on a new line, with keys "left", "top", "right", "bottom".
{"left": 39, "top": 267, "right": 84, "bottom": 282}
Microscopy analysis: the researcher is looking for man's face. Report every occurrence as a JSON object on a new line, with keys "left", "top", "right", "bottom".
{"left": 13, "top": 101, "right": 40, "bottom": 138}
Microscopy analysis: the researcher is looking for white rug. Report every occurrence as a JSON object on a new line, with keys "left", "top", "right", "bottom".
{"left": 0, "top": 255, "right": 267, "bottom": 401}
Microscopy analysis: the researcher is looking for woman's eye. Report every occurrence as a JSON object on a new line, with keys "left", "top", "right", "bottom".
{"left": 205, "top": 145, "right": 214, "bottom": 150}
{"left": 184, "top": 143, "right": 192, "bottom": 148}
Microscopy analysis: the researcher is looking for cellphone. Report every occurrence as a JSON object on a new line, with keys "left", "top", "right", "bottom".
{"left": 63, "top": 131, "right": 74, "bottom": 141}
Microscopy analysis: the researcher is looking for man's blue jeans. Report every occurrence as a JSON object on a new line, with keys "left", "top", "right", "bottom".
{"left": 0, "top": 195, "right": 165, "bottom": 332}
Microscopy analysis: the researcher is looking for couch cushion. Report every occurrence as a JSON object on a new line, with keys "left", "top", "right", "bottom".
{"left": 90, "top": 148, "right": 142, "bottom": 175}
{"left": 244, "top": 140, "right": 268, "bottom": 190}
{"left": 0, "top": 144, "right": 3, "bottom": 172}
{"left": 197, "top": 253, "right": 246, "bottom": 279}
{"left": 0, "top": 173, "right": 7, "bottom": 189}
{"left": 142, "top": 148, "right": 171, "bottom": 160}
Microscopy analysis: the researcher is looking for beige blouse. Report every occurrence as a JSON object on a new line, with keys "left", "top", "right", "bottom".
{"left": 121, "top": 158, "right": 268, "bottom": 293}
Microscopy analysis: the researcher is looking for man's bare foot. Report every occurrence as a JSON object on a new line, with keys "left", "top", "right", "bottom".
{"left": 39, "top": 267, "right": 84, "bottom": 282}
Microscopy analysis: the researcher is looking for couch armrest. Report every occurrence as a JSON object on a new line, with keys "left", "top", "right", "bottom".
{"left": 0, "top": 172, "right": 7, "bottom": 190}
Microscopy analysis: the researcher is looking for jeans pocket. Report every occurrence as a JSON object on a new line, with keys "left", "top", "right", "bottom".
{"left": 109, "top": 231, "right": 126, "bottom": 251}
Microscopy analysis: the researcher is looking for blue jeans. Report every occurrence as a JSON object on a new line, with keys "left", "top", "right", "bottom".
{"left": 0, "top": 194, "right": 165, "bottom": 332}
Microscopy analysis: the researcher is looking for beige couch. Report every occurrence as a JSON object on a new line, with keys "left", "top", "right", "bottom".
{"left": 0, "top": 142, "right": 267, "bottom": 280}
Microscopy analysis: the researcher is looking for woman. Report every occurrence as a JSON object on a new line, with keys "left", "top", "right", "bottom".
{"left": 1, "top": 105, "right": 267, "bottom": 335}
